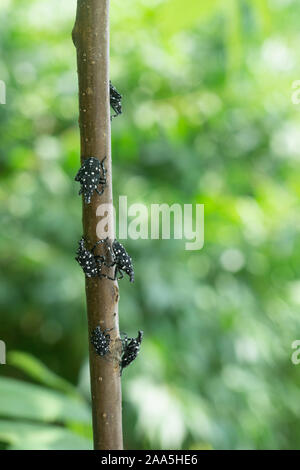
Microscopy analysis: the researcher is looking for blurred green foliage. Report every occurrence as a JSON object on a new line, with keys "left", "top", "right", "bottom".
{"left": 1, "top": 0, "right": 300, "bottom": 450}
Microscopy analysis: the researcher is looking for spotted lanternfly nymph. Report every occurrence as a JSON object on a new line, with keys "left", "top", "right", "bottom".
{"left": 120, "top": 330, "right": 143, "bottom": 374}
{"left": 75, "top": 237, "right": 104, "bottom": 278}
{"left": 91, "top": 326, "right": 112, "bottom": 357}
{"left": 110, "top": 81, "right": 122, "bottom": 119}
{"left": 111, "top": 240, "right": 135, "bottom": 283}
{"left": 93, "top": 238, "right": 135, "bottom": 283}
{"left": 75, "top": 156, "right": 107, "bottom": 204}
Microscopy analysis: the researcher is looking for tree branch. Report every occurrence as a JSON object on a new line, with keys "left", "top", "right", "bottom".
{"left": 73, "top": 0, "right": 123, "bottom": 450}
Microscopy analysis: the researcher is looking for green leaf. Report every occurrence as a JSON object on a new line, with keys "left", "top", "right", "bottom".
{"left": 0, "top": 420, "right": 92, "bottom": 450}
{"left": 8, "top": 350, "right": 80, "bottom": 397}
{"left": 157, "top": 0, "right": 221, "bottom": 36}
{"left": 251, "top": 0, "right": 272, "bottom": 34}
{"left": 0, "top": 377, "right": 91, "bottom": 425}
{"left": 224, "top": 0, "right": 242, "bottom": 73}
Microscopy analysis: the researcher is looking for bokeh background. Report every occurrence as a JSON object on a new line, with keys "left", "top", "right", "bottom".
{"left": 1, "top": 0, "right": 300, "bottom": 450}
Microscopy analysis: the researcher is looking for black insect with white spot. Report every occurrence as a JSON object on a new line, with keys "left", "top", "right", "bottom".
{"left": 75, "top": 157, "right": 107, "bottom": 204}
{"left": 110, "top": 81, "right": 122, "bottom": 119}
{"left": 91, "top": 326, "right": 112, "bottom": 357}
{"left": 120, "top": 331, "right": 143, "bottom": 374}
{"left": 75, "top": 237, "right": 104, "bottom": 278}
{"left": 111, "top": 240, "right": 135, "bottom": 283}
{"left": 93, "top": 238, "right": 134, "bottom": 283}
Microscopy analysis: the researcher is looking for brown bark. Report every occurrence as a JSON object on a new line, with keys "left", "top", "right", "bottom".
{"left": 72, "top": 0, "right": 123, "bottom": 450}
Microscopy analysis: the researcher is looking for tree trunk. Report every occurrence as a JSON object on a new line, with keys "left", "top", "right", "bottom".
{"left": 72, "top": 0, "right": 123, "bottom": 450}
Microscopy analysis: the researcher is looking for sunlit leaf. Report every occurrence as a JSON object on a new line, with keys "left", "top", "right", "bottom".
{"left": 8, "top": 350, "right": 80, "bottom": 397}
{"left": 0, "top": 420, "right": 92, "bottom": 450}
{"left": 0, "top": 377, "right": 91, "bottom": 425}
{"left": 156, "top": 0, "right": 221, "bottom": 36}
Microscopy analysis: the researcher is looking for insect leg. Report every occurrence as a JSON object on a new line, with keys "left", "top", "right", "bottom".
{"left": 99, "top": 273, "right": 116, "bottom": 281}
{"left": 96, "top": 187, "right": 105, "bottom": 196}
{"left": 90, "top": 238, "right": 108, "bottom": 254}
{"left": 116, "top": 269, "right": 124, "bottom": 281}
